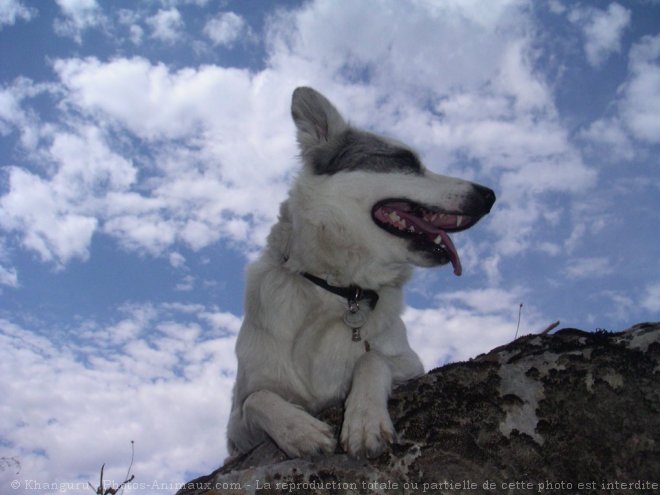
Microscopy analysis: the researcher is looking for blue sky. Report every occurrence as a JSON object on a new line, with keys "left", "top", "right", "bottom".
{"left": 1, "top": 0, "right": 659, "bottom": 492}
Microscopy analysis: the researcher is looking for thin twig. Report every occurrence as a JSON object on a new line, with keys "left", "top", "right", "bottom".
{"left": 89, "top": 442, "right": 136, "bottom": 495}
{"left": 119, "top": 441, "right": 135, "bottom": 495}
{"left": 514, "top": 303, "right": 523, "bottom": 340}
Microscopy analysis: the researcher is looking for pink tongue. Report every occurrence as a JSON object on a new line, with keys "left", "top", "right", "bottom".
{"left": 391, "top": 208, "right": 463, "bottom": 276}
{"left": 431, "top": 229, "right": 462, "bottom": 276}
{"left": 386, "top": 209, "right": 463, "bottom": 277}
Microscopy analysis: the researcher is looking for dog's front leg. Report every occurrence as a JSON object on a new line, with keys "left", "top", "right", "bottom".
{"left": 243, "top": 389, "right": 337, "bottom": 458}
{"left": 341, "top": 351, "right": 395, "bottom": 458}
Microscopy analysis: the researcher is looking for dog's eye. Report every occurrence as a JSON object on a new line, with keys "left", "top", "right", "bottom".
{"left": 389, "top": 150, "right": 422, "bottom": 174}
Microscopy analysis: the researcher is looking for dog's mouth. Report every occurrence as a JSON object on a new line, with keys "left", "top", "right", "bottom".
{"left": 372, "top": 199, "right": 483, "bottom": 276}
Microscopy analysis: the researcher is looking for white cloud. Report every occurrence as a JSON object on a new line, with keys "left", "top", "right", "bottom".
{"left": 0, "top": 58, "right": 295, "bottom": 263}
{"left": 129, "top": 23, "right": 143, "bottom": 44}
{"left": 204, "top": 11, "right": 247, "bottom": 47}
{"left": 0, "top": 81, "right": 25, "bottom": 132}
{"left": 640, "top": 282, "right": 660, "bottom": 313}
{"left": 48, "top": 56, "right": 293, "bottom": 254}
{"left": 581, "top": 34, "right": 660, "bottom": 156}
{"left": 0, "top": 263, "right": 18, "bottom": 287}
{"left": 169, "top": 251, "right": 186, "bottom": 268}
{"left": 441, "top": 287, "right": 526, "bottom": 315}
{"left": 0, "top": 78, "right": 53, "bottom": 150}
{"left": 53, "top": 0, "right": 104, "bottom": 43}
{"left": 175, "top": 274, "right": 195, "bottom": 291}
{"left": 548, "top": 0, "right": 566, "bottom": 15}
{"left": 580, "top": 117, "right": 635, "bottom": 161}
{"left": 569, "top": 3, "right": 631, "bottom": 67}
{"left": 160, "top": 0, "right": 210, "bottom": 6}
{"left": 53, "top": 56, "right": 252, "bottom": 140}
{"left": 620, "top": 35, "right": 660, "bottom": 143}
{"left": 404, "top": 294, "right": 543, "bottom": 370}
{"left": 0, "top": 304, "right": 239, "bottom": 494}
{"left": 0, "top": 167, "right": 99, "bottom": 264}
{"left": 598, "top": 290, "right": 636, "bottom": 323}
{"left": 403, "top": 284, "right": 550, "bottom": 370}
{"left": 266, "top": 0, "right": 532, "bottom": 104}
{"left": 0, "top": 0, "right": 36, "bottom": 29}
{"left": 0, "top": 126, "right": 137, "bottom": 265}
{"left": 103, "top": 214, "right": 177, "bottom": 256}
{"left": 147, "top": 7, "right": 183, "bottom": 44}
{"left": 116, "top": 8, "right": 143, "bottom": 44}
{"left": 564, "top": 256, "right": 614, "bottom": 279}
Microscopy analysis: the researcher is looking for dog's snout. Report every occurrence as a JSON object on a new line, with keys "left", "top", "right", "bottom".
{"left": 473, "top": 184, "right": 496, "bottom": 214}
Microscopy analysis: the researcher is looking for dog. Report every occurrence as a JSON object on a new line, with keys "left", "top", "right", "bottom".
{"left": 226, "top": 87, "right": 495, "bottom": 460}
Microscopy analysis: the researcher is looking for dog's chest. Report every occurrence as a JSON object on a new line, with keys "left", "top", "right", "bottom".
{"left": 292, "top": 314, "right": 372, "bottom": 408}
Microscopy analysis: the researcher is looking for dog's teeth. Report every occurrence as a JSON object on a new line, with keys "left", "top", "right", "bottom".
{"left": 456, "top": 215, "right": 463, "bottom": 227}
{"left": 388, "top": 212, "right": 402, "bottom": 226}
{"left": 434, "top": 235, "right": 442, "bottom": 245}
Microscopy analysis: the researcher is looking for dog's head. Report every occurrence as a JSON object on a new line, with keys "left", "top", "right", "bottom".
{"left": 289, "top": 87, "right": 495, "bottom": 276}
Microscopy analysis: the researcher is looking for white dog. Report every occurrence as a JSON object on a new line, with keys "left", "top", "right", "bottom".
{"left": 226, "top": 87, "right": 495, "bottom": 460}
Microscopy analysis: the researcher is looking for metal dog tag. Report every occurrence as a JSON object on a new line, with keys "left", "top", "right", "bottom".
{"left": 343, "top": 307, "right": 367, "bottom": 329}
{"left": 343, "top": 301, "right": 368, "bottom": 342}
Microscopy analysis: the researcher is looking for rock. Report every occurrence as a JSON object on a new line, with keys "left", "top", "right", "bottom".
{"left": 177, "top": 322, "right": 660, "bottom": 494}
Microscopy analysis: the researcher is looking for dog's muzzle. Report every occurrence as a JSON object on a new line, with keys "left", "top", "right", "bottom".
{"left": 371, "top": 186, "right": 495, "bottom": 275}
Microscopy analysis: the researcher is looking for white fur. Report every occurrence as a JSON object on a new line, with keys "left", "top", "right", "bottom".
{"left": 226, "top": 87, "right": 489, "bottom": 460}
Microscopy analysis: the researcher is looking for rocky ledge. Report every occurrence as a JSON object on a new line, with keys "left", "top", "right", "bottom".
{"left": 177, "top": 322, "right": 659, "bottom": 494}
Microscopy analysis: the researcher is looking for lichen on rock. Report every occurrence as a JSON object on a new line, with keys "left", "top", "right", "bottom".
{"left": 177, "top": 322, "right": 660, "bottom": 495}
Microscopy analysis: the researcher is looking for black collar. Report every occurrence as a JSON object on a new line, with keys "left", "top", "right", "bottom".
{"left": 301, "top": 272, "right": 379, "bottom": 310}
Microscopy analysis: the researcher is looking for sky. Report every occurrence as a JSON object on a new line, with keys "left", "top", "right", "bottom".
{"left": 0, "top": 0, "right": 659, "bottom": 492}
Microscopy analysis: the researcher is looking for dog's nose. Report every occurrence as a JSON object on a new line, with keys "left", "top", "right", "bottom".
{"left": 473, "top": 184, "right": 496, "bottom": 213}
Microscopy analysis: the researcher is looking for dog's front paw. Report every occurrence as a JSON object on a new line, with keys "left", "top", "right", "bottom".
{"left": 340, "top": 402, "right": 396, "bottom": 459}
{"left": 272, "top": 407, "right": 337, "bottom": 458}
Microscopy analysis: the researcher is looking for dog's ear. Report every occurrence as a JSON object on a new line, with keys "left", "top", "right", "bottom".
{"left": 291, "top": 87, "right": 347, "bottom": 152}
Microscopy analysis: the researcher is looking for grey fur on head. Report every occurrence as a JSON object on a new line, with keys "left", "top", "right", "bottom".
{"left": 291, "top": 87, "right": 422, "bottom": 176}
